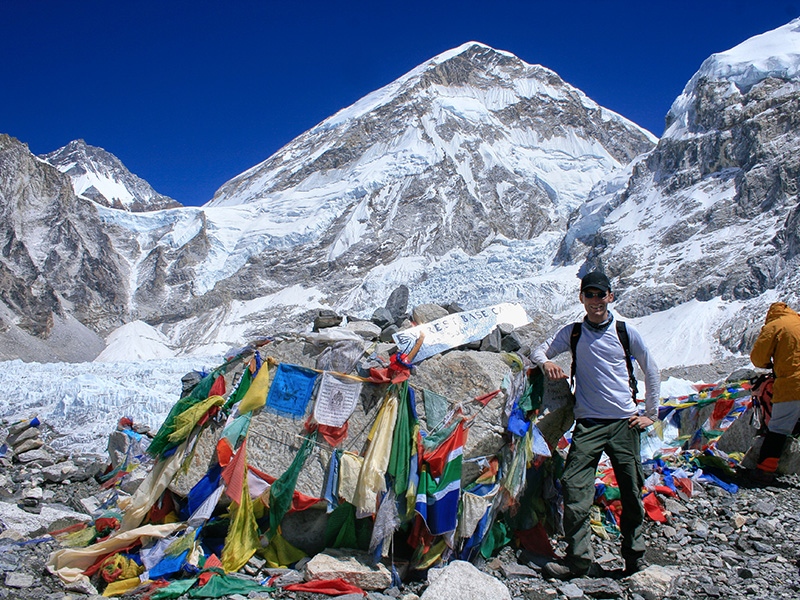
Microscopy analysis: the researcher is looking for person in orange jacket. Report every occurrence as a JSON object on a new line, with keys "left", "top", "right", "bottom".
{"left": 749, "top": 301, "right": 800, "bottom": 482}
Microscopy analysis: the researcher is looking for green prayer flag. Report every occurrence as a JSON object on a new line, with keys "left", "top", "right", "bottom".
{"left": 268, "top": 432, "right": 316, "bottom": 536}
{"left": 224, "top": 366, "right": 252, "bottom": 410}
{"left": 324, "top": 502, "right": 358, "bottom": 548}
{"left": 188, "top": 574, "right": 272, "bottom": 598}
{"left": 388, "top": 383, "right": 416, "bottom": 496}
{"left": 150, "top": 578, "right": 198, "bottom": 600}
{"left": 148, "top": 368, "right": 225, "bottom": 457}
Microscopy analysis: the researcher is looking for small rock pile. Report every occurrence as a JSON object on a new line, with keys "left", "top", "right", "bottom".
{"left": 312, "top": 285, "right": 533, "bottom": 353}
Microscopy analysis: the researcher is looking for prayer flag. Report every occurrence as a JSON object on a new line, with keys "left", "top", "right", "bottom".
{"left": 313, "top": 372, "right": 361, "bottom": 426}
{"left": 265, "top": 364, "right": 318, "bottom": 419}
{"left": 415, "top": 420, "right": 466, "bottom": 535}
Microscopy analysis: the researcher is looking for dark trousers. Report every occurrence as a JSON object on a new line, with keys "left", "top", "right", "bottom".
{"left": 562, "top": 418, "right": 645, "bottom": 569}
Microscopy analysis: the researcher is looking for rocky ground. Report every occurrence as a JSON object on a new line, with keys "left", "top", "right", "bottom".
{"left": 0, "top": 437, "right": 798, "bottom": 600}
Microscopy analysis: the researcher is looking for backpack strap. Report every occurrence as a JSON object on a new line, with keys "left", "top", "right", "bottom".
{"left": 616, "top": 320, "right": 638, "bottom": 401}
{"left": 569, "top": 322, "right": 582, "bottom": 390}
{"left": 569, "top": 320, "right": 638, "bottom": 400}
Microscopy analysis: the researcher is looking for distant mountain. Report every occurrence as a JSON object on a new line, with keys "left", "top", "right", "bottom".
{"left": 42, "top": 139, "right": 181, "bottom": 212}
{"left": 0, "top": 134, "right": 124, "bottom": 361}
{"left": 1, "top": 23, "right": 799, "bottom": 368}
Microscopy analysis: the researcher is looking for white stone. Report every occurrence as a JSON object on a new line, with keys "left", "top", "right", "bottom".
{"left": 627, "top": 565, "right": 679, "bottom": 600}
{"left": 421, "top": 560, "right": 511, "bottom": 600}
{"left": 305, "top": 549, "right": 392, "bottom": 591}
{"left": 0, "top": 499, "right": 90, "bottom": 537}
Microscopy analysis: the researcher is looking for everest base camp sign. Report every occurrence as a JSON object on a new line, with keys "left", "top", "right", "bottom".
{"left": 393, "top": 302, "right": 529, "bottom": 363}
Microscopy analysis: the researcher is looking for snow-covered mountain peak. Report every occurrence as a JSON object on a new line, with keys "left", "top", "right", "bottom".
{"left": 42, "top": 139, "right": 181, "bottom": 212}
{"left": 207, "top": 41, "right": 655, "bottom": 236}
{"left": 666, "top": 18, "right": 800, "bottom": 138}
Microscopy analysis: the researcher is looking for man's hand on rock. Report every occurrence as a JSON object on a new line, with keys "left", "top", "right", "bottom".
{"left": 543, "top": 361, "right": 567, "bottom": 380}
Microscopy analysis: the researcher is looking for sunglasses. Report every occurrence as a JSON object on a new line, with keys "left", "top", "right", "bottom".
{"left": 583, "top": 290, "right": 608, "bottom": 299}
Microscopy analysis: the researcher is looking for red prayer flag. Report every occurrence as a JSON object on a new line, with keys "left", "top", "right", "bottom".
{"left": 474, "top": 389, "right": 500, "bottom": 406}
{"left": 421, "top": 420, "right": 466, "bottom": 478}
{"left": 284, "top": 578, "right": 365, "bottom": 596}
{"left": 643, "top": 492, "right": 667, "bottom": 523}
{"left": 222, "top": 439, "right": 247, "bottom": 503}
{"left": 514, "top": 524, "right": 556, "bottom": 558}
{"left": 208, "top": 375, "right": 226, "bottom": 398}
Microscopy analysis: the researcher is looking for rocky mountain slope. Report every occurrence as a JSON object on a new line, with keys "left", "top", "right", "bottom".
{"left": 558, "top": 18, "right": 800, "bottom": 355}
{"left": 0, "top": 135, "right": 127, "bottom": 361}
{"left": 1, "top": 21, "right": 799, "bottom": 366}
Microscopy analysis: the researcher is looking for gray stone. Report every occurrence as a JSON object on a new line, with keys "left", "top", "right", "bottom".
{"left": 5, "top": 571, "right": 34, "bottom": 588}
{"left": 372, "top": 307, "right": 394, "bottom": 328}
{"left": 14, "top": 447, "right": 57, "bottom": 466}
{"left": 479, "top": 327, "right": 502, "bottom": 352}
{"left": 751, "top": 540, "right": 773, "bottom": 553}
{"left": 663, "top": 497, "right": 685, "bottom": 515}
{"left": 13, "top": 437, "right": 44, "bottom": 454}
{"left": 535, "top": 378, "right": 576, "bottom": 449}
{"left": 7, "top": 420, "right": 36, "bottom": 437}
{"left": 106, "top": 430, "right": 134, "bottom": 471}
{"left": 500, "top": 331, "right": 522, "bottom": 352}
{"left": 313, "top": 309, "right": 343, "bottom": 331}
{"left": 412, "top": 303, "right": 449, "bottom": 324}
{"left": 751, "top": 499, "right": 777, "bottom": 516}
{"left": 6, "top": 425, "right": 40, "bottom": 448}
{"left": 273, "top": 569, "right": 304, "bottom": 586}
{"left": 559, "top": 582, "right": 585, "bottom": 599}
{"left": 345, "top": 320, "right": 382, "bottom": 340}
{"left": 380, "top": 324, "right": 400, "bottom": 343}
{"left": 715, "top": 407, "right": 759, "bottom": 455}
{"left": 385, "top": 286, "right": 409, "bottom": 320}
{"left": 41, "top": 461, "right": 81, "bottom": 483}
{"left": 305, "top": 549, "right": 392, "bottom": 591}
{"left": 500, "top": 562, "right": 537, "bottom": 578}
{"left": 443, "top": 302, "right": 464, "bottom": 314}
{"left": 421, "top": 560, "right": 511, "bottom": 600}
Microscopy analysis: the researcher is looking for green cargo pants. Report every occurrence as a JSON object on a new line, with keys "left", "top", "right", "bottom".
{"left": 562, "top": 418, "right": 645, "bottom": 570}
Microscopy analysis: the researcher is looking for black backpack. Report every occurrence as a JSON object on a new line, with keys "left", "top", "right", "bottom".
{"left": 569, "top": 320, "right": 638, "bottom": 400}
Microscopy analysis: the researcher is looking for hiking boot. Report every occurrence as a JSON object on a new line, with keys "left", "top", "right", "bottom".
{"left": 624, "top": 557, "right": 647, "bottom": 576}
{"left": 541, "top": 560, "right": 588, "bottom": 580}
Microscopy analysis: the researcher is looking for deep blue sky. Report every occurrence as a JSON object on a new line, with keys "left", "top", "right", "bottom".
{"left": 2, "top": 1, "right": 797, "bottom": 206}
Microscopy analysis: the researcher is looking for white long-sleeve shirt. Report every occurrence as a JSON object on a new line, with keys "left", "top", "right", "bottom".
{"left": 531, "top": 314, "right": 660, "bottom": 420}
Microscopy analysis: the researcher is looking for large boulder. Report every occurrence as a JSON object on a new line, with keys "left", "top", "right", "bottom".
{"left": 411, "top": 351, "right": 515, "bottom": 484}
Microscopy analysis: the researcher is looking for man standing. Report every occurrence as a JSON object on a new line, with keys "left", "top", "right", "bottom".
{"left": 532, "top": 272, "right": 660, "bottom": 579}
{"left": 749, "top": 302, "right": 800, "bottom": 483}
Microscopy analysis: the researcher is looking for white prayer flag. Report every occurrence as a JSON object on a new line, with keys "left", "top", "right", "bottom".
{"left": 313, "top": 371, "right": 361, "bottom": 427}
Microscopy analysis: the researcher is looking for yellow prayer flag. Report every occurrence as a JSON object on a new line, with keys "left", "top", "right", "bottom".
{"left": 168, "top": 395, "right": 224, "bottom": 442}
{"left": 221, "top": 478, "right": 261, "bottom": 572}
{"left": 237, "top": 363, "right": 271, "bottom": 414}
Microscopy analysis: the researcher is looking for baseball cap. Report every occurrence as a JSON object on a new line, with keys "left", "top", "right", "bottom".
{"left": 580, "top": 271, "right": 611, "bottom": 292}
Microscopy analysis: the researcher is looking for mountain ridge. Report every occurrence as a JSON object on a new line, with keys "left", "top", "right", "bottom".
{"left": 1, "top": 25, "right": 798, "bottom": 368}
